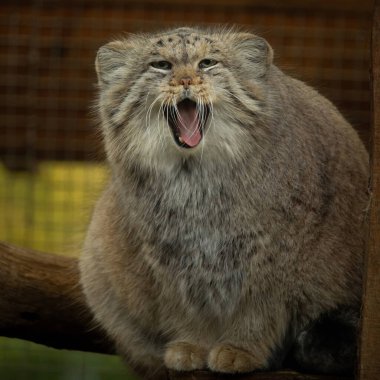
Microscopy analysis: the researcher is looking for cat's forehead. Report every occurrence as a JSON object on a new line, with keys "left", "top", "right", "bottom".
{"left": 154, "top": 29, "right": 209, "bottom": 44}
{"left": 149, "top": 29, "right": 221, "bottom": 61}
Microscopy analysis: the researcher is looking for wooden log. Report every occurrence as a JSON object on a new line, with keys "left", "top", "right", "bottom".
{"left": 0, "top": 241, "right": 114, "bottom": 354}
{"left": 0, "top": 241, "right": 352, "bottom": 379}
{"left": 358, "top": 1, "right": 380, "bottom": 380}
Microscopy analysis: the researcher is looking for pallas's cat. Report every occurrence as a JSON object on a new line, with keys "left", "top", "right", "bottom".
{"left": 80, "top": 27, "right": 369, "bottom": 379}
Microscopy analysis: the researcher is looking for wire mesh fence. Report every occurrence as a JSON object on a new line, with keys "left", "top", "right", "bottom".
{"left": 0, "top": 0, "right": 373, "bottom": 378}
{"left": 1, "top": 1, "right": 372, "bottom": 253}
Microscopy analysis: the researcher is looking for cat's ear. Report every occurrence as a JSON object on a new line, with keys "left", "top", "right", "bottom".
{"left": 234, "top": 34, "right": 273, "bottom": 77}
{"left": 95, "top": 41, "right": 128, "bottom": 85}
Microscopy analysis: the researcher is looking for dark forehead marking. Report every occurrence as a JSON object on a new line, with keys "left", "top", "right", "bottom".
{"left": 167, "top": 36, "right": 182, "bottom": 46}
{"left": 181, "top": 35, "right": 189, "bottom": 62}
{"left": 150, "top": 51, "right": 163, "bottom": 58}
{"left": 156, "top": 39, "right": 164, "bottom": 47}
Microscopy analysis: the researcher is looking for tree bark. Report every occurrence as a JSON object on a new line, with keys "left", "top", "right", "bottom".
{"left": 0, "top": 241, "right": 114, "bottom": 354}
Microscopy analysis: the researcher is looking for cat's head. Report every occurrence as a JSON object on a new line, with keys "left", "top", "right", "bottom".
{"left": 95, "top": 27, "right": 274, "bottom": 171}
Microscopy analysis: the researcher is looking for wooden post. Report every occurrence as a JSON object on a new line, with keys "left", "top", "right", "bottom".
{"left": 358, "top": 1, "right": 380, "bottom": 380}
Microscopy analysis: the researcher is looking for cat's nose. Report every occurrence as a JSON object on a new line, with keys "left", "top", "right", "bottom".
{"left": 180, "top": 77, "right": 192, "bottom": 89}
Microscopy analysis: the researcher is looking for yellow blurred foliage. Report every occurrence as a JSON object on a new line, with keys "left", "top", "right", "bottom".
{"left": 0, "top": 162, "right": 108, "bottom": 257}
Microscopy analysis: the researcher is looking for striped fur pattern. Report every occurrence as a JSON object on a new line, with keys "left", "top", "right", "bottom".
{"left": 80, "top": 27, "right": 369, "bottom": 378}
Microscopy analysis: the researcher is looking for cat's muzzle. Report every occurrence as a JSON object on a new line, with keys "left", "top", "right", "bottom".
{"left": 164, "top": 98, "right": 210, "bottom": 149}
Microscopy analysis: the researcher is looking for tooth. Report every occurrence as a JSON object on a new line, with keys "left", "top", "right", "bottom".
{"left": 178, "top": 137, "right": 184, "bottom": 143}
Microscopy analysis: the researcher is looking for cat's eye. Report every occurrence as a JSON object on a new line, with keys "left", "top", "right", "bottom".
{"left": 199, "top": 59, "right": 218, "bottom": 69}
{"left": 150, "top": 61, "right": 172, "bottom": 70}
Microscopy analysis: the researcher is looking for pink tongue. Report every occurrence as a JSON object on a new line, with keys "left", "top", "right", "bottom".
{"left": 177, "top": 101, "right": 202, "bottom": 147}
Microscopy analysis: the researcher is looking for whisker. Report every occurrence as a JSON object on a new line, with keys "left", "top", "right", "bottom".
{"left": 144, "top": 94, "right": 166, "bottom": 152}
{"left": 173, "top": 99, "right": 200, "bottom": 137}
{"left": 173, "top": 101, "right": 198, "bottom": 140}
{"left": 173, "top": 102, "right": 186, "bottom": 130}
{"left": 195, "top": 96, "right": 207, "bottom": 162}
{"left": 146, "top": 93, "right": 163, "bottom": 130}
{"left": 203, "top": 94, "right": 215, "bottom": 142}
{"left": 199, "top": 98, "right": 206, "bottom": 163}
{"left": 157, "top": 100, "right": 167, "bottom": 149}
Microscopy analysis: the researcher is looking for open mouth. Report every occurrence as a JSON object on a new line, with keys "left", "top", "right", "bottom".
{"left": 164, "top": 99, "right": 210, "bottom": 149}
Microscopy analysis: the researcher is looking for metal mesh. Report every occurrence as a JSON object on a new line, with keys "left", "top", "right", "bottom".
{"left": 0, "top": 2, "right": 371, "bottom": 253}
{"left": 0, "top": 1, "right": 372, "bottom": 378}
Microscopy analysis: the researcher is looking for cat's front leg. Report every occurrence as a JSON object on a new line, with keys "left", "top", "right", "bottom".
{"left": 164, "top": 336, "right": 282, "bottom": 373}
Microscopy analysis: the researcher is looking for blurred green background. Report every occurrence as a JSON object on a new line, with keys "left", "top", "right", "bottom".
{"left": 1, "top": 338, "right": 131, "bottom": 380}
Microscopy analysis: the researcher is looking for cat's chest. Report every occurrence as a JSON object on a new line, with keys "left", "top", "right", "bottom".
{"left": 132, "top": 168, "right": 236, "bottom": 238}
{"left": 128, "top": 167, "right": 262, "bottom": 315}
{"left": 150, "top": 239, "right": 249, "bottom": 318}
{"left": 141, "top": 217, "right": 259, "bottom": 317}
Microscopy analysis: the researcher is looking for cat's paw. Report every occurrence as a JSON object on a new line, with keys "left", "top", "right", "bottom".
{"left": 208, "top": 344, "right": 262, "bottom": 373}
{"left": 164, "top": 341, "right": 207, "bottom": 371}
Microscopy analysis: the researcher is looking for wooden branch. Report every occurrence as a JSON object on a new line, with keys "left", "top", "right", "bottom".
{"left": 0, "top": 241, "right": 353, "bottom": 379}
{"left": 0, "top": 241, "right": 114, "bottom": 354}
